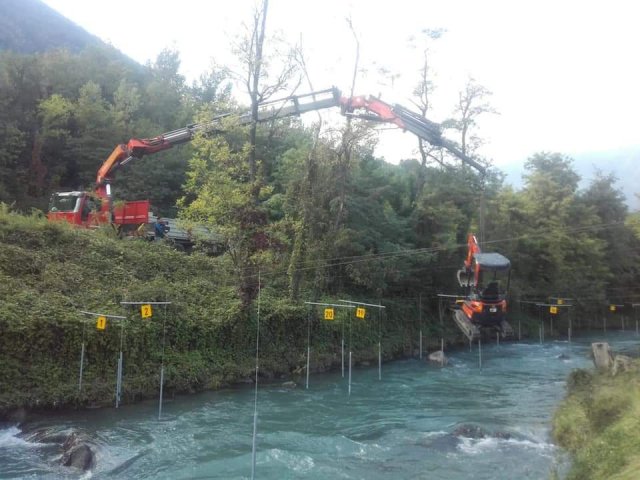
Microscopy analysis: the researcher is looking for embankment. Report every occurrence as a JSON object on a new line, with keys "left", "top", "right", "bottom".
{"left": 553, "top": 355, "right": 640, "bottom": 479}
{"left": 0, "top": 209, "right": 458, "bottom": 415}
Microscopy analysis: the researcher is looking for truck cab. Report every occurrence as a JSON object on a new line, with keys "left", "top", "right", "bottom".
{"left": 47, "top": 191, "right": 109, "bottom": 227}
{"left": 48, "top": 191, "right": 150, "bottom": 231}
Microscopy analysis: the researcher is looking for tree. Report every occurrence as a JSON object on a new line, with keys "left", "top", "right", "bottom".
{"left": 580, "top": 172, "right": 640, "bottom": 304}
{"left": 446, "top": 76, "right": 496, "bottom": 161}
{"left": 410, "top": 28, "right": 445, "bottom": 176}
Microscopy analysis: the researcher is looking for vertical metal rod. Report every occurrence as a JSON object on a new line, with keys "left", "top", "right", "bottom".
{"left": 158, "top": 307, "right": 167, "bottom": 420}
{"left": 418, "top": 295, "right": 423, "bottom": 359}
{"left": 341, "top": 312, "right": 345, "bottom": 378}
{"left": 306, "top": 346, "right": 311, "bottom": 389}
{"left": 518, "top": 318, "right": 521, "bottom": 341}
{"left": 440, "top": 338, "right": 444, "bottom": 367}
{"left": 116, "top": 318, "right": 125, "bottom": 408}
{"left": 348, "top": 315, "right": 353, "bottom": 394}
{"left": 341, "top": 338, "right": 345, "bottom": 378}
{"left": 348, "top": 351, "right": 352, "bottom": 396}
{"left": 478, "top": 339, "right": 482, "bottom": 369}
{"left": 538, "top": 306, "right": 542, "bottom": 344}
{"left": 496, "top": 331, "right": 499, "bottom": 346}
{"left": 539, "top": 323, "right": 542, "bottom": 344}
{"left": 377, "top": 306, "right": 382, "bottom": 380}
{"left": 78, "top": 342, "right": 85, "bottom": 393}
{"left": 78, "top": 318, "right": 87, "bottom": 393}
{"left": 158, "top": 365, "right": 165, "bottom": 420}
{"left": 568, "top": 313, "right": 572, "bottom": 344}
{"left": 636, "top": 319, "right": 639, "bottom": 336}
{"left": 116, "top": 351, "right": 123, "bottom": 408}
{"left": 251, "top": 272, "right": 261, "bottom": 480}
{"left": 305, "top": 310, "right": 311, "bottom": 389}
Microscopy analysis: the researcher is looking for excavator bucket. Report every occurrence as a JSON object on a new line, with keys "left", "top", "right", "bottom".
{"left": 457, "top": 269, "right": 474, "bottom": 288}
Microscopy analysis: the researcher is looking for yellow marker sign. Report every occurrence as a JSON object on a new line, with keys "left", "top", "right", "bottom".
{"left": 324, "top": 308, "right": 335, "bottom": 321}
{"left": 557, "top": 298, "right": 564, "bottom": 305}
{"left": 610, "top": 305, "right": 617, "bottom": 312}
{"left": 550, "top": 306, "right": 558, "bottom": 315}
{"left": 356, "top": 307, "right": 366, "bottom": 319}
{"left": 141, "top": 304, "right": 153, "bottom": 319}
{"left": 96, "top": 316, "right": 107, "bottom": 330}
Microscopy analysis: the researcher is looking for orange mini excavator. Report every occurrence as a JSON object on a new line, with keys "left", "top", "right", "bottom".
{"left": 454, "top": 234, "right": 513, "bottom": 340}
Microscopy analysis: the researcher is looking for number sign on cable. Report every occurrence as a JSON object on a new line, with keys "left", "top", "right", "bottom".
{"left": 141, "top": 304, "right": 153, "bottom": 319}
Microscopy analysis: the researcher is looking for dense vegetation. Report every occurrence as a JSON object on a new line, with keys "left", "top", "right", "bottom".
{"left": 0, "top": 207, "right": 454, "bottom": 412}
{"left": 1, "top": 3, "right": 640, "bottom": 414}
{"left": 553, "top": 363, "right": 640, "bottom": 479}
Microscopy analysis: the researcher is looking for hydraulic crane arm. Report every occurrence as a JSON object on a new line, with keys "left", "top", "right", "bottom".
{"left": 95, "top": 86, "right": 484, "bottom": 194}
{"left": 95, "top": 87, "right": 343, "bottom": 188}
{"left": 339, "top": 95, "right": 485, "bottom": 173}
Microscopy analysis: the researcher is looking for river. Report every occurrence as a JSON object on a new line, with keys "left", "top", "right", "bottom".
{"left": 1, "top": 331, "right": 638, "bottom": 479}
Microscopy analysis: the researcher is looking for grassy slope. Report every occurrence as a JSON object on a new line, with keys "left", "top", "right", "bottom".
{"left": 0, "top": 209, "right": 436, "bottom": 414}
{"left": 552, "top": 363, "right": 640, "bottom": 479}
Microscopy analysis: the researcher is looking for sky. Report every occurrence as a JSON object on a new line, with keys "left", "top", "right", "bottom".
{"left": 42, "top": 0, "right": 640, "bottom": 173}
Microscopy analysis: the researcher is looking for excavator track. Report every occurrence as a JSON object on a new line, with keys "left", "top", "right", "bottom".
{"left": 454, "top": 309, "right": 481, "bottom": 342}
{"left": 453, "top": 310, "right": 514, "bottom": 342}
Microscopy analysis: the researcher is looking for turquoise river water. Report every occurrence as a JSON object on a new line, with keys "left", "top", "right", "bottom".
{"left": 1, "top": 331, "right": 639, "bottom": 479}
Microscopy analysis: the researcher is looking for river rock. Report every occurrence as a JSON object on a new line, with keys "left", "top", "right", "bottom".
{"left": 61, "top": 432, "right": 94, "bottom": 471}
{"left": 612, "top": 355, "right": 633, "bottom": 376}
{"left": 62, "top": 444, "right": 93, "bottom": 470}
{"left": 556, "top": 353, "right": 570, "bottom": 360}
{"left": 428, "top": 350, "right": 448, "bottom": 365}
{"left": 281, "top": 381, "right": 297, "bottom": 389}
{"left": 452, "top": 424, "right": 486, "bottom": 438}
{"left": 591, "top": 342, "right": 613, "bottom": 370}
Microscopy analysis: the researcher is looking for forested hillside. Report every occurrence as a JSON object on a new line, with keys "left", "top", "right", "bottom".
{"left": 1, "top": 1, "right": 640, "bottom": 412}
{"left": 0, "top": 0, "right": 101, "bottom": 54}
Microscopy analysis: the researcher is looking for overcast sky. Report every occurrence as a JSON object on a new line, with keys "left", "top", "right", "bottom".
{"left": 42, "top": 0, "right": 640, "bottom": 169}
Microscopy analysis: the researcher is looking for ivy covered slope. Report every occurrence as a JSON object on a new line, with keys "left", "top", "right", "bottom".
{"left": 553, "top": 363, "right": 640, "bottom": 480}
{"left": 0, "top": 208, "right": 423, "bottom": 414}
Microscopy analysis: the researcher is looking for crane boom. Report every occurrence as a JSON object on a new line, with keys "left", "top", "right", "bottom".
{"left": 96, "top": 86, "right": 484, "bottom": 194}
{"left": 96, "top": 87, "right": 343, "bottom": 190}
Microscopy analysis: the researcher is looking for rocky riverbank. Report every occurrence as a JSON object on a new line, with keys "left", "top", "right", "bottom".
{"left": 552, "top": 344, "right": 640, "bottom": 479}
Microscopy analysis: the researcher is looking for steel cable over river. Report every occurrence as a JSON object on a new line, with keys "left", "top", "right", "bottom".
{"left": 1, "top": 331, "right": 638, "bottom": 479}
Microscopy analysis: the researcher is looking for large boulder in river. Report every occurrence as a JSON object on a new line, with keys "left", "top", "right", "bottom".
{"left": 428, "top": 350, "right": 448, "bottom": 365}
{"left": 62, "top": 443, "right": 93, "bottom": 470}
{"left": 61, "top": 432, "right": 94, "bottom": 471}
{"left": 452, "top": 424, "right": 487, "bottom": 438}
{"left": 591, "top": 342, "right": 613, "bottom": 370}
